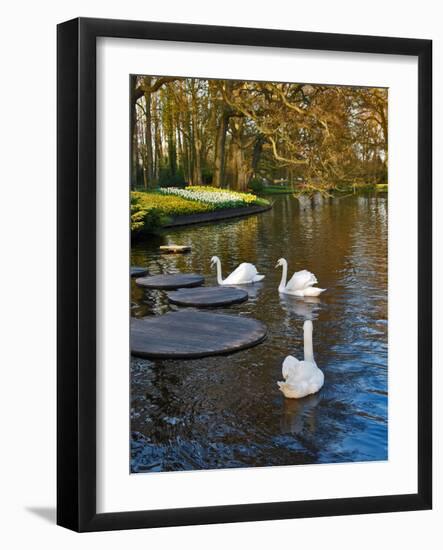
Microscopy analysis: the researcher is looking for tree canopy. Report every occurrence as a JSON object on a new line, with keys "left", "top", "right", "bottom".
{"left": 131, "top": 76, "right": 387, "bottom": 192}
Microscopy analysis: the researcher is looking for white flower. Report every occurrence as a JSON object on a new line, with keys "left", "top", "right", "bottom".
{"left": 159, "top": 186, "right": 256, "bottom": 208}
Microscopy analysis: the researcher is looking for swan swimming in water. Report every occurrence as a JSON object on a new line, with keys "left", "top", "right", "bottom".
{"left": 211, "top": 256, "right": 265, "bottom": 285}
{"left": 278, "top": 320, "right": 324, "bottom": 399}
{"left": 275, "top": 258, "right": 326, "bottom": 297}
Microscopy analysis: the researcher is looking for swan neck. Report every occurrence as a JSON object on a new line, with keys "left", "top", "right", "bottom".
{"left": 279, "top": 260, "right": 288, "bottom": 291}
{"left": 216, "top": 259, "right": 223, "bottom": 284}
{"left": 304, "top": 322, "right": 314, "bottom": 362}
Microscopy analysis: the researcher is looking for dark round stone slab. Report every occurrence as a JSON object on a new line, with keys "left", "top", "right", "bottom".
{"left": 131, "top": 266, "right": 149, "bottom": 277}
{"left": 167, "top": 286, "right": 248, "bottom": 308}
{"left": 131, "top": 310, "right": 266, "bottom": 359}
{"left": 135, "top": 273, "right": 204, "bottom": 290}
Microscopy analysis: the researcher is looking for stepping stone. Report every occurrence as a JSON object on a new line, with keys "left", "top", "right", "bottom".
{"left": 131, "top": 266, "right": 149, "bottom": 277}
{"left": 167, "top": 286, "right": 248, "bottom": 308}
{"left": 135, "top": 273, "right": 204, "bottom": 290}
{"left": 159, "top": 245, "right": 191, "bottom": 253}
{"left": 131, "top": 310, "right": 266, "bottom": 359}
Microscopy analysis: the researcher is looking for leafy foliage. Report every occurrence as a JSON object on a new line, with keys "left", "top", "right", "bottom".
{"left": 248, "top": 178, "right": 265, "bottom": 193}
{"left": 131, "top": 193, "right": 171, "bottom": 235}
{"left": 158, "top": 165, "right": 186, "bottom": 188}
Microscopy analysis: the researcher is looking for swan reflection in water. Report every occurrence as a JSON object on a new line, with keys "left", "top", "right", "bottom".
{"left": 232, "top": 282, "right": 264, "bottom": 300}
{"left": 279, "top": 294, "right": 321, "bottom": 321}
{"left": 280, "top": 391, "right": 322, "bottom": 435}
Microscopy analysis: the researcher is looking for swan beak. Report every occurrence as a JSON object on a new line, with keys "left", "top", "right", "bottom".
{"left": 275, "top": 262, "right": 280, "bottom": 268}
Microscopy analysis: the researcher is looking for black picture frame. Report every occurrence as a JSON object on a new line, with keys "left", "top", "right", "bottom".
{"left": 57, "top": 17, "right": 432, "bottom": 532}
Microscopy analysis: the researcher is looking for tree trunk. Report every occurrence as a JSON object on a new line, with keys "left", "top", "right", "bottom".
{"left": 153, "top": 94, "right": 162, "bottom": 183}
{"left": 130, "top": 75, "right": 139, "bottom": 189}
{"left": 176, "top": 123, "right": 184, "bottom": 179}
{"left": 167, "top": 105, "right": 177, "bottom": 177}
{"left": 191, "top": 84, "right": 202, "bottom": 185}
{"left": 192, "top": 135, "right": 202, "bottom": 185}
{"left": 249, "top": 135, "right": 264, "bottom": 185}
{"left": 237, "top": 149, "right": 249, "bottom": 191}
{"left": 230, "top": 138, "right": 247, "bottom": 191}
{"left": 213, "top": 112, "right": 229, "bottom": 187}
{"left": 143, "top": 86, "right": 154, "bottom": 187}
{"left": 229, "top": 118, "right": 252, "bottom": 191}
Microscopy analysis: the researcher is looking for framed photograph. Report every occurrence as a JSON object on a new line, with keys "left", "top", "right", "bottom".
{"left": 57, "top": 17, "right": 432, "bottom": 532}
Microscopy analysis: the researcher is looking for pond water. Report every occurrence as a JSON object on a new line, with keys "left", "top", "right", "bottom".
{"left": 130, "top": 193, "right": 388, "bottom": 473}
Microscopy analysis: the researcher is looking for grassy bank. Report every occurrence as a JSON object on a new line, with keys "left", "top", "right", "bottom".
{"left": 254, "top": 182, "right": 388, "bottom": 196}
{"left": 131, "top": 186, "right": 270, "bottom": 236}
{"left": 258, "top": 185, "right": 297, "bottom": 195}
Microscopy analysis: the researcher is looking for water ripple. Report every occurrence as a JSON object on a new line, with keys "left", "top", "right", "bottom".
{"left": 131, "top": 194, "right": 388, "bottom": 472}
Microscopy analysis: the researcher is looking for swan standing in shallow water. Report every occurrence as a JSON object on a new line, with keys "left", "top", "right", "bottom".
{"left": 210, "top": 256, "right": 265, "bottom": 285}
{"left": 278, "top": 320, "right": 324, "bottom": 399}
{"left": 275, "top": 258, "right": 326, "bottom": 297}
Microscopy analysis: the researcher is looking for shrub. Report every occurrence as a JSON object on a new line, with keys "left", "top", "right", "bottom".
{"left": 158, "top": 166, "right": 186, "bottom": 188}
{"left": 201, "top": 168, "right": 213, "bottom": 185}
{"left": 131, "top": 194, "right": 170, "bottom": 236}
{"left": 131, "top": 191, "right": 213, "bottom": 235}
{"left": 248, "top": 178, "right": 264, "bottom": 193}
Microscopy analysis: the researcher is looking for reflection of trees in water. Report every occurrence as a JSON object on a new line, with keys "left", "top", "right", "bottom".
{"left": 130, "top": 195, "right": 388, "bottom": 470}
{"left": 132, "top": 193, "right": 388, "bottom": 353}
{"left": 290, "top": 194, "right": 386, "bottom": 357}
{"left": 144, "top": 214, "right": 262, "bottom": 280}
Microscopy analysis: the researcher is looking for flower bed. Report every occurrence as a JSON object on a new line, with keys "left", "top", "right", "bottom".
{"left": 131, "top": 188, "right": 269, "bottom": 236}
{"left": 131, "top": 191, "right": 212, "bottom": 235}
{"left": 159, "top": 186, "right": 263, "bottom": 209}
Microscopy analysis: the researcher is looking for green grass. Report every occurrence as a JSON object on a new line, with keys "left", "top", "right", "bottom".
{"left": 258, "top": 185, "right": 297, "bottom": 195}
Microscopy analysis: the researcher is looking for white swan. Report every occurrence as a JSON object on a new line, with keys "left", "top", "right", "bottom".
{"left": 275, "top": 258, "right": 326, "bottom": 297}
{"left": 210, "top": 256, "right": 265, "bottom": 285}
{"left": 278, "top": 320, "right": 324, "bottom": 399}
